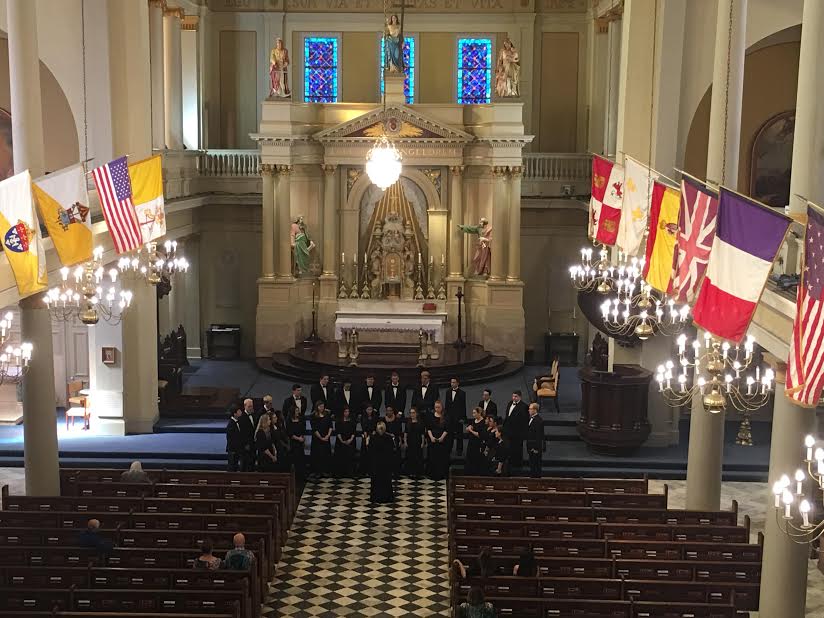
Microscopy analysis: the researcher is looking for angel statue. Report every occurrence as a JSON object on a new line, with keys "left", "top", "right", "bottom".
{"left": 269, "top": 38, "right": 291, "bottom": 98}
{"left": 290, "top": 216, "right": 316, "bottom": 275}
{"left": 458, "top": 217, "right": 492, "bottom": 277}
{"left": 384, "top": 14, "right": 404, "bottom": 73}
{"left": 495, "top": 36, "right": 520, "bottom": 98}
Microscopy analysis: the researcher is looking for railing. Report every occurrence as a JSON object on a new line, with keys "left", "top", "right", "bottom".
{"left": 523, "top": 153, "right": 591, "bottom": 182}
{"left": 199, "top": 149, "right": 260, "bottom": 177}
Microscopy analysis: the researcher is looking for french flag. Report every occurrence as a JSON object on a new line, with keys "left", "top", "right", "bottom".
{"left": 692, "top": 188, "right": 791, "bottom": 343}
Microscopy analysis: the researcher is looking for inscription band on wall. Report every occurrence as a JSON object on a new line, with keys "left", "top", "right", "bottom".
{"left": 209, "top": 0, "right": 587, "bottom": 12}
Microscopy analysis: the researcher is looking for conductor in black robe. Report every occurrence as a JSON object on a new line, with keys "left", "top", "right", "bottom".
{"left": 369, "top": 421, "right": 395, "bottom": 504}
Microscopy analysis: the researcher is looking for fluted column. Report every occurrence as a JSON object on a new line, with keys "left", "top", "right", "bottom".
{"left": 163, "top": 6, "right": 184, "bottom": 150}
{"left": 507, "top": 166, "right": 523, "bottom": 282}
{"left": 322, "top": 165, "right": 338, "bottom": 276}
{"left": 261, "top": 165, "right": 275, "bottom": 278}
{"left": 448, "top": 166, "right": 464, "bottom": 277}
{"left": 149, "top": 0, "right": 166, "bottom": 149}
{"left": 276, "top": 165, "right": 293, "bottom": 279}
{"left": 8, "top": 0, "right": 59, "bottom": 496}
{"left": 489, "top": 166, "right": 508, "bottom": 281}
{"left": 604, "top": 17, "right": 621, "bottom": 156}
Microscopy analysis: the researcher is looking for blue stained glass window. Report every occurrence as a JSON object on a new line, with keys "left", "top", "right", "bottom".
{"left": 457, "top": 37, "right": 492, "bottom": 105}
{"left": 380, "top": 36, "right": 415, "bottom": 104}
{"left": 304, "top": 37, "right": 339, "bottom": 103}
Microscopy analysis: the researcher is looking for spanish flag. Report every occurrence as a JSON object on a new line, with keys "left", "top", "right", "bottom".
{"left": 128, "top": 155, "right": 165, "bottom": 243}
{"left": 0, "top": 170, "right": 47, "bottom": 296}
{"left": 642, "top": 180, "right": 681, "bottom": 293}
{"left": 32, "top": 164, "right": 93, "bottom": 267}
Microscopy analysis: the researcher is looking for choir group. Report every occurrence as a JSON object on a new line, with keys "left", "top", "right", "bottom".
{"left": 226, "top": 370, "right": 546, "bottom": 484}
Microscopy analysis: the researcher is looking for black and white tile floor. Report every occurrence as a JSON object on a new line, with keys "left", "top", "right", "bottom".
{"left": 263, "top": 476, "right": 451, "bottom": 617}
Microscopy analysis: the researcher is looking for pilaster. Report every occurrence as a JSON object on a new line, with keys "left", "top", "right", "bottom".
{"left": 489, "top": 166, "right": 508, "bottom": 281}
{"left": 276, "top": 165, "right": 294, "bottom": 280}
{"left": 261, "top": 164, "right": 276, "bottom": 278}
{"left": 506, "top": 166, "right": 523, "bottom": 282}
{"left": 163, "top": 6, "right": 184, "bottom": 150}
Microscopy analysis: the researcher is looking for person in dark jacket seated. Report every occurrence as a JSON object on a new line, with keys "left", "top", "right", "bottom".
{"left": 194, "top": 541, "right": 221, "bottom": 570}
{"left": 223, "top": 533, "right": 255, "bottom": 570}
{"left": 78, "top": 519, "right": 113, "bottom": 555}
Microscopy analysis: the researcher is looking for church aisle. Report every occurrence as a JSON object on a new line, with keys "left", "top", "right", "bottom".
{"left": 264, "top": 476, "right": 451, "bottom": 617}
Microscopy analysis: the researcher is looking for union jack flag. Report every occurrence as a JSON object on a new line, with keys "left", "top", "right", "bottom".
{"left": 669, "top": 175, "right": 719, "bottom": 304}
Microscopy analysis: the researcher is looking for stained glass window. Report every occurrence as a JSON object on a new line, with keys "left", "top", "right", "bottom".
{"left": 457, "top": 37, "right": 492, "bottom": 105}
{"left": 304, "top": 37, "right": 339, "bottom": 103}
{"left": 380, "top": 36, "right": 415, "bottom": 104}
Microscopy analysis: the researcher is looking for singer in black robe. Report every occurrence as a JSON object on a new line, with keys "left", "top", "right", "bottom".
{"left": 369, "top": 422, "right": 395, "bottom": 504}
{"left": 427, "top": 412, "right": 450, "bottom": 480}
{"left": 404, "top": 408, "right": 425, "bottom": 477}
{"left": 287, "top": 409, "right": 306, "bottom": 479}
{"left": 464, "top": 407, "right": 487, "bottom": 475}
{"left": 333, "top": 407, "right": 357, "bottom": 478}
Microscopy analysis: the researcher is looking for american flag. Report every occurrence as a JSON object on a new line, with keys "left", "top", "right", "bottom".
{"left": 92, "top": 156, "right": 142, "bottom": 254}
{"left": 787, "top": 204, "right": 824, "bottom": 407}
{"left": 669, "top": 176, "right": 719, "bottom": 304}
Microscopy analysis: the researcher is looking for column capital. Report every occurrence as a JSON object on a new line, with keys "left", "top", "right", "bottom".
{"left": 148, "top": 0, "right": 167, "bottom": 8}
{"left": 508, "top": 166, "right": 523, "bottom": 178}
{"left": 260, "top": 163, "right": 276, "bottom": 175}
{"left": 595, "top": 17, "right": 609, "bottom": 34}
{"left": 277, "top": 164, "right": 293, "bottom": 176}
{"left": 163, "top": 6, "right": 185, "bottom": 19}
{"left": 762, "top": 352, "right": 788, "bottom": 385}
{"left": 322, "top": 164, "right": 337, "bottom": 175}
{"left": 492, "top": 165, "right": 508, "bottom": 178}
{"left": 449, "top": 165, "right": 465, "bottom": 176}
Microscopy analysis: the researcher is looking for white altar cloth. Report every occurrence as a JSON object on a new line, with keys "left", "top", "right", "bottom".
{"left": 334, "top": 301, "right": 447, "bottom": 343}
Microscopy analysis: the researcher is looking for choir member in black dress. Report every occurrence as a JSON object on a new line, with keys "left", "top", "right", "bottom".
{"left": 270, "top": 409, "right": 290, "bottom": 472}
{"left": 287, "top": 407, "right": 307, "bottom": 478}
{"left": 255, "top": 414, "right": 279, "bottom": 472}
{"left": 359, "top": 404, "right": 379, "bottom": 475}
{"left": 404, "top": 407, "right": 425, "bottom": 477}
{"left": 490, "top": 426, "right": 509, "bottom": 476}
{"left": 426, "top": 403, "right": 450, "bottom": 480}
{"left": 382, "top": 406, "right": 404, "bottom": 477}
{"left": 333, "top": 406, "right": 357, "bottom": 477}
{"left": 369, "top": 421, "right": 396, "bottom": 504}
{"left": 464, "top": 407, "right": 487, "bottom": 475}
{"left": 310, "top": 402, "right": 333, "bottom": 475}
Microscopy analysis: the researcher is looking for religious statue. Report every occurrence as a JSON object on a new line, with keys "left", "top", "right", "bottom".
{"left": 370, "top": 249, "right": 383, "bottom": 298}
{"left": 495, "top": 36, "right": 521, "bottom": 98}
{"left": 290, "top": 216, "right": 315, "bottom": 275}
{"left": 458, "top": 217, "right": 492, "bottom": 277}
{"left": 269, "top": 38, "right": 291, "bottom": 98}
{"left": 384, "top": 14, "right": 404, "bottom": 73}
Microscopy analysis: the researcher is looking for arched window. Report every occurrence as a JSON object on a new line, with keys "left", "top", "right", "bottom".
{"left": 304, "top": 36, "right": 339, "bottom": 103}
{"left": 457, "top": 37, "right": 492, "bottom": 105}
{"left": 750, "top": 111, "right": 794, "bottom": 209}
{"left": 380, "top": 36, "right": 416, "bottom": 104}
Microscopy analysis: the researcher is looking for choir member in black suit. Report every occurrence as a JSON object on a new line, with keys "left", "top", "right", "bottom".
{"left": 426, "top": 402, "right": 450, "bottom": 480}
{"left": 478, "top": 388, "right": 497, "bottom": 418}
{"left": 384, "top": 371, "right": 407, "bottom": 416}
{"left": 239, "top": 399, "right": 257, "bottom": 471}
{"left": 382, "top": 406, "right": 404, "bottom": 477}
{"left": 359, "top": 404, "right": 379, "bottom": 475}
{"left": 404, "top": 407, "right": 425, "bottom": 477}
{"left": 411, "top": 370, "right": 438, "bottom": 423}
{"left": 358, "top": 375, "right": 383, "bottom": 415}
{"left": 310, "top": 374, "right": 332, "bottom": 410}
{"left": 334, "top": 378, "right": 355, "bottom": 416}
{"left": 255, "top": 414, "right": 279, "bottom": 472}
{"left": 502, "top": 390, "right": 529, "bottom": 470}
{"left": 444, "top": 377, "right": 467, "bottom": 455}
{"left": 287, "top": 407, "right": 307, "bottom": 478}
{"left": 464, "top": 407, "right": 487, "bottom": 475}
{"left": 283, "top": 384, "right": 308, "bottom": 419}
{"left": 310, "top": 402, "right": 333, "bottom": 475}
{"left": 333, "top": 407, "right": 356, "bottom": 477}
{"left": 225, "top": 408, "right": 245, "bottom": 471}
{"left": 526, "top": 403, "right": 545, "bottom": 478}
{"left": 369, "top": 421, "right": 396, "bottom": 504}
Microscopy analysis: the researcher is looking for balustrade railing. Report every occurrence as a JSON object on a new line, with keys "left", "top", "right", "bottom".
{"left": 199, "top": 149, "right": 261, "bottom": 177}
{"left": 523, "top": 153, "right": 591, "bottom": 182}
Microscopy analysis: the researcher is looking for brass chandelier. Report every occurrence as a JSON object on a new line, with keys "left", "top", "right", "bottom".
{"left": 118, "top": 239, "right": 189, "bottom": 285}
{"left": 772, "top": 437, "right": 824, "bottom": 544}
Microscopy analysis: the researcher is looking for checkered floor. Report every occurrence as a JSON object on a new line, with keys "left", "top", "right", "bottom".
{"left": 263, "top": 476, "right": 451, "bottom": 617}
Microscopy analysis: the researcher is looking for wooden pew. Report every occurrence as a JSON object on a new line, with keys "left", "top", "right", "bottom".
{"left": 606, "top": 539, "right": 763, "bottom": 562}
{"left": 452, "top": 535, "right": 608, "bottom": 558}
{"left": 622, "top": 578, "right": 759, "bottom": 611}
{"left": 482, "top": 596, "right": 633, "bottom": 618}
{"left": 452, "top": 520, "right": 600, "bottom": 539}
{"left": 615, "top": 559, "right": 761, "bottom": 583}
{"left": 593, "top": 506, "right": 737, "bottom": 526}
{"left": 0, "top": 613, "right": 235, "bottom": 618}
{"left": 450, "top": 475, "right": 649, "bottom": 494}
{"left": 630, "top": 602, "right": 737, "bottom": 618}
{"left": 451, "top": 489, "right": 668, "bottom": 509}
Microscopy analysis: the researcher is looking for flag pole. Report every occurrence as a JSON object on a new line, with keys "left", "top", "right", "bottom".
{"left": 624, "top": 153, "right": 679, "bottom": 187}
{"left": 673, "top": 167, "right": 720, "bottom": 193}
{"left": 718, "top": 183, "right": 793, "bottom": 223}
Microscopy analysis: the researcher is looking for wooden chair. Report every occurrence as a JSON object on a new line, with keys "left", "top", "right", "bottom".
{"left": 533, "top": 357, "right": 560, "bottom": 413}
{"left": 65, "top": 380, "right": 89, "bottom": 430}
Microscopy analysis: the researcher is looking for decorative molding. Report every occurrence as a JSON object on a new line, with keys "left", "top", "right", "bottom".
{"left": 314, "top": 105, "right": 473, "bottom": 144}
{"left": 508, "top": 165, "right": 523, "bottom": 178}
{"left": 260, "top": 164, "right": 275, "bottom": 175}
{"left": 595, "top": 17, "right": 609, "bottom": 34}
{"left": 420, "top": 168, "right": 443, "bottom": 197}
{"left": 181, "top": 15, "right": 200, "bottom": 30}
{"left": 207, "top": 0, "right": 538, "bottom": 12}
{"left": 449, "top": 165, "right": 465, "bottom": 177}
{"left": 276, "top": 164, "right": 292, "bottom": 175}
{"left": 322, "top": 164, "right": 337, "bottom": 174}
{"left": 346, "top": 168, "right": 363, "bottom": 197}
{"left": 163, "top": 6, "right": 185, "bottom": 19}
{"left": 148, "top": 0, "right": 167, "bottom": 8}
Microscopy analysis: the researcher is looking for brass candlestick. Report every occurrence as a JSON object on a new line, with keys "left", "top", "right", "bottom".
{"left": 414, "top": 261, "right": 424, "bottom": 300}
{"left": 338, "top": 256, "right": 348, "bottom": 298}
{"left": 349, "top": 258, "right": 360, "bottom": 299}
{"left": 426, "top": 261, "right": 436, "bottom": 299}
{"left": 436, "top": 261, "right": 447, "bottom": 300}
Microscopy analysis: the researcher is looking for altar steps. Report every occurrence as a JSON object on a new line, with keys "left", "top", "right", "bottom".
{"left": 258, "top": 342, "right": 523, "bottom": 386}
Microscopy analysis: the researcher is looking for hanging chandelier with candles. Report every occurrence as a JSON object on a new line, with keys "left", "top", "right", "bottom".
{"left": 771, "top": 436, "right": 824, "bottom": 544}
{"left": 569, "top": 245, "right": 614, "bottom": 294}
{"left": 118, "top": 239, "right": 189, "bottom": 285}
{"left": 0, "top": 311, "right": 32, "bottom": 384}
{"left": 44, "top": 247, "right": 133, "bottom": 326}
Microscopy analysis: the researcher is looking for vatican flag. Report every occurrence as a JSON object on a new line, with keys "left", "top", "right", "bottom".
{"left": 128, "top": 154, "right": 166, "bottom": 243}
{"left": 32, "top": 164, "right": 93, "bottom": 267}
{"left": 0, "top": 170, "right": 48, "bottom": 296}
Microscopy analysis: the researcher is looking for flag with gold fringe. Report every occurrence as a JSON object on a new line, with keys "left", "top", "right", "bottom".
{"left": 642, "top": 180, "right": 681, "bottom": 293}
{"left": 128, "top": 154, "right": 166, "bottom": 243}
{"left": 0, "top": 170, "right": 48, "bottom": 296}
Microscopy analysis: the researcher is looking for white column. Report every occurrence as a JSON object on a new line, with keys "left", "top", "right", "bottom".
{"left": 163, "top": 7, "right": 184, "bottom": 150}
{"left": 604, "top": 17, "right": 621, "bottom": 157}
{"left": 685, "top": 0, "right": 746, "bottom": 512}
{"left": 261, "top": 165, "right": 275, "bottom": 278}
{"left": 489, "top": 166, "right": 508, "bottom": 281}
{"left": 121, "top": 280, "right": 159, "bottom": 434}
{"left": 276, "top": 166, "right": 293, "bottom": 279}
{"left": 507, "top": 166, "right": 523, "bottom": 282}
{"left": 321, "top": 165, "right": 338, "bottom": 276}
{"left": 149, "top": 0, "right": 166, "bottom": 150}
{"left": 182, "top": 236, "right": 202, "bottom": 358}
{"left": 8, "top": 0, "right": 59, "bottom": 495}
{"left": 448, "top": 166, "right": 464, "bottom": 277}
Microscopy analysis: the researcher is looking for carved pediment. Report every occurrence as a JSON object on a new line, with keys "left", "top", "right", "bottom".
{"left": 314, "top": 105, "right": 474, "bottom": 144}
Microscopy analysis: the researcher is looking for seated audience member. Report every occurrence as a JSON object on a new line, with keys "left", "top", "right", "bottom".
{"left": 120, "top": 460, "right": 151, "bottom": 483}
{"left": 459, "top": 586, "right": 497, "bottom": 618}
{"left": 78, "top": 518, "right": 114, "bottom": 554}
{"left": 452, "top": 547, "right": 492, "bottom": 580}
{"left": 194, "top": 541, "right": 221, "bottom": 570}
{"left": 512, "top": 547, "right": 536, "bottom": 576}
{"left": 223, "top": 533, "right": 255, "bottom": 570}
